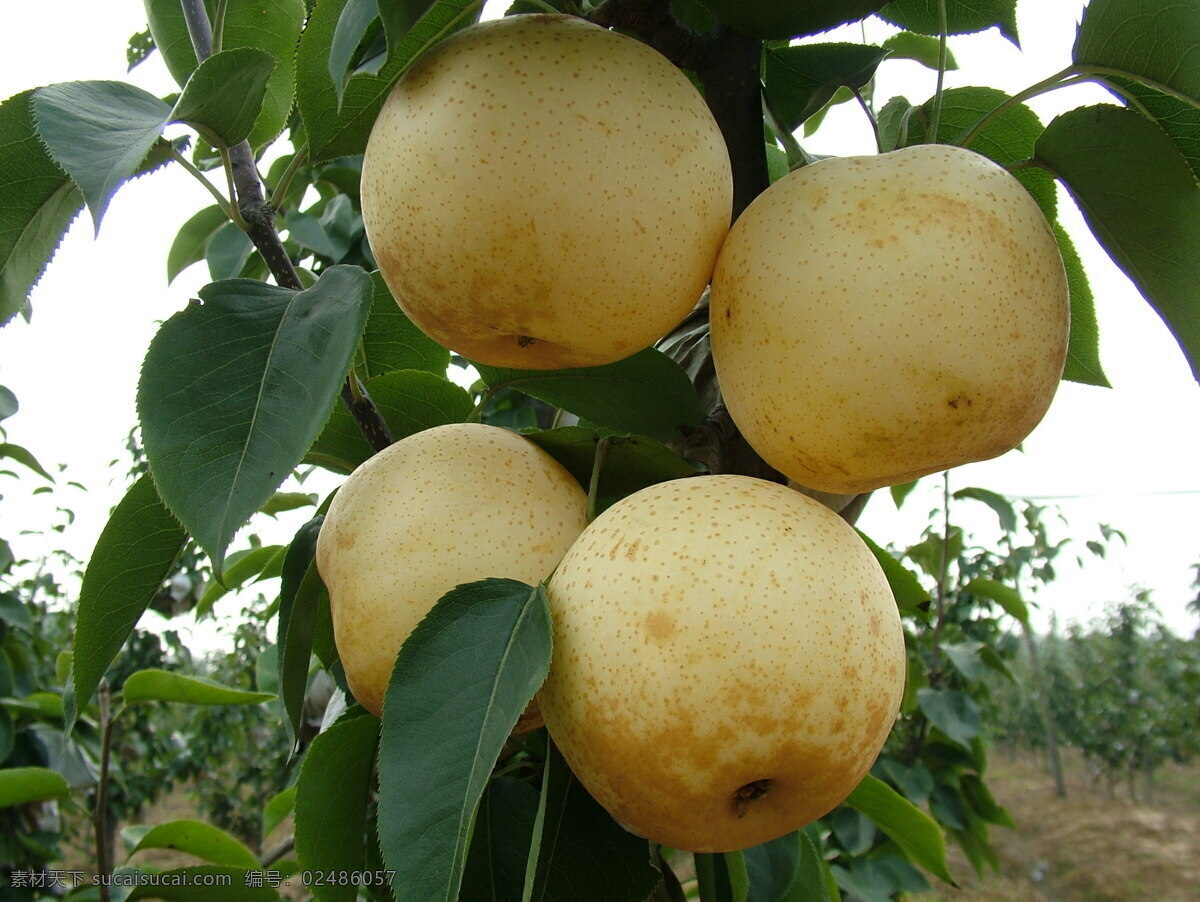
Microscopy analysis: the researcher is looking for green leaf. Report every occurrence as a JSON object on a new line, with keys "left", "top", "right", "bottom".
{"left": 845, "top": 774, "right": 954, "bottom": 884}
{"left": 0, "top": 766, "right": 70, "bottom": 809}
{"left": 475, "top": 349, "right": 704, "bottom": 443}
{"left": 525, "top": 427, "right": 698, "bottom": 512}
{"left": 172, "top": 47, "right": 277, "bottom": 147}
{"left": 263, "top": 784, "right": 297, "bottom": 840}
{"left": 916, "top": 687, "right": 982, "bottom": 750}
{"left": 125, "top": 866, "right": 282, "bottom": 901}
{"left": 362, "top": 271, "right": 452, "bottom": 377}
{"left": 296, "top": 0, "right": 484, "bottom": 162}
{"left": 764, "top": 44, "right": 890, "bottom": 133}
{"left": 71, "top": 474, "right": 187, "bottom": 727}
{"left": 1035, "top": 103, "right": 1200, "bottom": 383}
{"left": 832, "top": 808, "right": 877, "bottom": 857}
{"left": 0, "top": 442, "right": 54, "bottom": 481}
{"left": 32, "top": 81, "right": 172, "bottom": 233}
{"left": 963, "top": 576, "right": 1028, "bottom": 625}
{"left": 960, "top": 774, "right": 1014, "bottom": 828}
{"left": 168, "top": 205, "right": 229, "bottom": 283}
{"left": 279, "top": 517, "right": 325, "bottom": 745}
{"left": 1053, "top": 221, "right": 1109, "bottom": 387}
{"left": 0, "top": 90, "right": 83, "bottom": 328}
{"left": 261, "top": 491, "right": 318, "bottom": 516}
{"left": 195, "top": 544, "right": 286, "bottom": 618}
{"left": 694, "top": 0, "right": 890, "bottom": 40}
{"left": 461, "top": 777, "right": 541, "bottom": 901}
{"left": 129, "top": 819, "right": 259, "bottom": 868}
{"left": 856, "top": 531, "right": 930, "bottom": 618}
{"left": 294, "top": 714, "right": 380, "bottom": 902}
{"left": 377, "top": 579, "right": 553, "bottom": 902}
{"left": 122, "top": 668, "right": 275, "bottom": 705}
{"left": 786, "top": 829, "right": 833, "bottom": 902}
{"left": 1074, "top": 0, "right": 1200, "bottom": 107}
{"left": 941, "top": 641, "right": 986, "bottom": 682}
{"left": 307, "top": 369, "right": 473, "bottom": 473}
{"left": 878, "top": 0, "right": 1018, "bottom": 44}
{"left": 0, "top": 385, "right": 16, "bottom": 421}
{"left": 725, "top": 851, "right": 751, "bottom": 902}
{"left": 1115, "top": 79, "right": 1200, "bottom": 181}
{"left": 526, "top": 740, "right": 661, "bottom": 902}
{"left": 380, "top": 0, "right": 440, "bottom": 53}
{"left": 952, "top": 487, "right": 1016, "bottom": 533}
{"left": 744, "top": 831, "right": 802, "bottom": 902}
{"left": 880, "top": 32, "right": 958, "bottom": 70}
{"left": 137, "top": 265, "right": 374, "bottom": 573}
{"left": 329, "top": 0, "right": 383, "bottom": 108}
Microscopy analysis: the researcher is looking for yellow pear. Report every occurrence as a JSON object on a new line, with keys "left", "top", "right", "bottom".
{"left": 360, "top": 13, "right": 732, "bottom": 369}
{"left": 538, "top": 474, "right": 905, "bottom": 852}
{"left": 315, "top": 422, "right": 588, "bottom": 717}
{"left": 711, "top": 144, "right": 1070, "bottom": 493}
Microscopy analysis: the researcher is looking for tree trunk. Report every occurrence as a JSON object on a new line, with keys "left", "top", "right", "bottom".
{"left": 1020, "top": 622, "right": 1067, "bottom": 797}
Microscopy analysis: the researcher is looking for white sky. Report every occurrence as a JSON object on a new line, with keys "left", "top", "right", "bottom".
{"left": 0, "top": 0, "right": 1196, "bottom": 643}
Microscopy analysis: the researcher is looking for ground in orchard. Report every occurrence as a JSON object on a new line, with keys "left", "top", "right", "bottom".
{"left": 918, "top": 751, "right": 1200, "bottom": 902}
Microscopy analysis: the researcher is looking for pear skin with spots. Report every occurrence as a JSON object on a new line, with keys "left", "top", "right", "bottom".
{"left": 711, "top": 144, "right": 1070, "bottom": 493}
{"left": 539, "top": 475, "right": 905, "bottom": 852}
{"left": 360, "top": 14, "right": 732, "bottom": 369}
{"left": 315, "top": 423, "right": 588, "bottom": 717}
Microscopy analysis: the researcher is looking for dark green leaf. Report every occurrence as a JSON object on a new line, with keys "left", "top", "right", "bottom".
{"left": 878, "top": 0, "right": 1018, "bottom": 44}
{"left": 122, "top": 668, "right": 275, "bottom": 705}
{"left": 172, "top": 47, "right": 276, "bottom": 147}
{"left": 378, "top": 579, "right": 552, "bottom": 902}
{"left": 206, "top": 220, "right": 255, "bottom": 280}
{"left": 362, "top": 271, "right": 452, "bottom": 377}
{"left": 832, "top": 808, "right": 877, "bottom": 856}
{"left": 461, "top": 777, "right": 540, "bottom": 902}
{"left": 1074, "top": 0, "right": 1200, "bottom": 107}
{"left": 1116, "top": 79, "right": 1200, "bottom": 181}
{"left": 263, "top": 785, "right": 297, "bottom": 839}
{"left": 0, "top": 90, "right": 83, "bottom": 327}
{"left": 786, "top": 829, "right": 832, "bottom": 902}
{"left": 1053, "top": 222, "right": 1109, "bottom": 386}
{"left": 0, "top": 385, "right": 17, "bottom": 420}
{"left": 695, "top": 0, "right": 889, "bottom": 40}
{"left": 963, "top": 576, "right": 1028, "bottom": 625}
{"left": 0, "top": 442, "right": 54, "bottom": 481}
{"left": 144, "top": 0, "right": 209, "bottom": 86}
{"left": 279, "top": 517, "right": 325, "bottom": 745}
{"left": 295, "top": 713, "right": 380, "bottom": 901}
{"left": 330, "top": 0, "right": 383, "bottom": 106}
{"left": 475, "top": 349, "right": 704, "bottom": 443}
{"left": 285, "top": 208, "right": 348, "bottom": 260}
{"left": 137, "top": 265, "right": 374, "bottom": 572}
{"left": 916, "top": 687, "right": 982, "bottom": 749}
{"left": 71, "top": 474, "right": 187, "bottom": 728}
{"left": 307, "top": 369, "right": 472, "bottom": 473}
{"left": 845, "top": 774, "right": 954, "bottom": 884}
{"left": 527, "top": 739, "right": 661, "bottom": 902}
{"left": 0, "top": 767, "right": 70, "bottom": 809}
{"left": 960, "top": 774, "right": 1015, "bottom": 828}
{"left": 380, "top": 0, "right": 439, "bottom": 52}
{"left": 125, "top": 866, "right": 282, "bottom": 901}
{"left": 32, "top": 81, "right": 171, "bottom": 232}
{"left": 168, "top": 205, "right": 229, "bottom": 283}
{"left": 856, "top": 531, "right": 930, "bottom": 618}
{"left": 1035, "top": 103, "right": 1200, "bottom": 383}
{"left": 928, "top": 784, "right": 968, "bottom": 831}
{"left": 129, "top": 819, "right": 259, "bottom": 868}
{"left": 941, "top": 642, "right": 986, "bottom": 682}
{"left": 952, "top": 487, "right": 1016, "bottom": 533}
{"left": 880, "top": 32, "right": 958, "bottom": 70}
{"left": 0, "top": 593, "right": 33, "bottom": 631}
{"left": 764, "top": 44, "right": 890, "bottom": 133}
{"left": 296, "top": 0, "right": 485, "bottom": 162}
{"left": 744, "top": 831, "right": 802, "bottom": 902}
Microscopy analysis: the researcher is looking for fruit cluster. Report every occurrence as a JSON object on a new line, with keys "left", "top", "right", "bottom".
{"left": 317, "top": 13, "right": 1069, "bottom": 853}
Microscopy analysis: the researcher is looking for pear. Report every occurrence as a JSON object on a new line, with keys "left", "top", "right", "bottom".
{"left": 360, "top": 13, "right": 732, "bottom": 369}
{"left": 539, "top": 474, "right": 905, "bottom": 852}
{"left": 710, "top": 144, "right": 1070, "bottom": 493}
{"left": 315, "top": 422, "right": 588, "bottom": 717}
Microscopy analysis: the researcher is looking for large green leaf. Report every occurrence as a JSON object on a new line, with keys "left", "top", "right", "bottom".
{"left": 877, "top": 0, "right": 1018, "bottom": 44}
{"left": 461, "top": 777, "right": 541, "bottom": 901}
{"left": 0, "top": 766, "right": 69, "bottom": 809}
{"left": 70, "top": 474, "right": 187, "bottom": 730}
{"left": 963, "top": 576, "right": 1029, "bottom": 625}
{"left": 124, "top": 866, "right": 281, "bottom": 901}
{"left": 845, "top": 774, "right": 953, "bottom": 884}
{"left": 1114, "top": 79, "right": 1200, "bottom": 182}
{"left": 137, "top": 265, "right": 374, "bottom": 572}
{"left": 1054, "top": 221, "right": 1109, "bottom": 387}
{"left": 916, "top": 687, "right": 982, "bottom": 750}
{"left": 129, "top": 819, "right": 259, "bottom": 868}
{"left": 744, "top": 831, "right": 802, "bottom": 902}
{"left": 294, "top": 713, "right": 380, "bottom": 902}
{"left": 377, "top": 579, "right": 553, "bottom": 902}
{"left": 278, "top": 517, "right": 325, "bottom": 745}
{"left": 475, "top": 349, "right": 705, "bottom": 443}
{"left": 362, "top": 271, "right": 452, "bottom": 377}
{"left": 1035, "top": 104, "right": 1200, "bottom": 382}
{"left": 172, "top": 47, "right": 277, "bottom": 147}
{"left": 380, "top": 0, "right": 440, "bottom": 54}
{"left": 856, "top": 531, "right": 930, "bottom": 618}
{"left": 296, "top": 0, "right": 484, "bottom": 162}
{"left": 0, "top": 90, "right": 83, "bottom": 327}
{"left": 307, "top": 369, "right": 473, "bottom": 473}
{"left": 31, "top": 81, "right": 171, "bottom": 232}
{"left": 526, "top": 740, "right": 661, "bottom": 902}
{"left": 952, "top": 487, "right": 1016, "bottom": 534}
{"left": 122, "top": 669, "right": 275, "bottom": 705}
{"left": 1074, "top": 0, "right": 1200, "bottom": 107}
{"left": 0, "top": 442, "right": 54, "bottom": 481}
{"left": 764, "top": 44, "right": 890, "bottom": 133}
{"left": 168, "top": 205, "right": 230, "bottom": 283}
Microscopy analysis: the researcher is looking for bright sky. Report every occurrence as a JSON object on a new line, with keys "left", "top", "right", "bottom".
{"left": 0, "top": 1, "right": 1196, "bottom": 642}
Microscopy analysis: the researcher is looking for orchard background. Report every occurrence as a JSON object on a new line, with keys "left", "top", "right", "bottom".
{"left": 1, "top": 1, "right": 1198, "bottom": 901}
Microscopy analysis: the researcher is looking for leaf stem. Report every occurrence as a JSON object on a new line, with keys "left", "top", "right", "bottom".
{"left": 168, "top": 145, "right": 238, "bottom": 222}
{"left": 585, "top": 436, "right": 611, "bottom": 522}
{"left": 953, "top": 65, "right": 1076, "bottom": 148}
{"left": 927, "top": 0, "right": 949, "bottom": 144}
{"left": 93, "top": 680, "right": 115, "bottom": 901}
{"left": 852, "top": 87, "right": 883, "bottom": 154}
{"left": 269, "top": 145, "right": 311, "bottom": 212}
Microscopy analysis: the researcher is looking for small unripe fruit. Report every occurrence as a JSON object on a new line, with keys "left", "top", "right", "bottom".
{"left": 711, "top": 144, "right": 1070, "bottom": 494}
{"left": 539, "top": 474, "right": 905, "bottom": 852}
{"left": 360, "top": 14, "right": 733, "bottom": 369}
{"left": 315, "top": 423, "right": 588, "bottom": 716}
